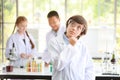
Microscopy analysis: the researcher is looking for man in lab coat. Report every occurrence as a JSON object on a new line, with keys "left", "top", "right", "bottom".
{"left": 42, "top": 10, "right": 65, "bottom": 64}
{"left": 48, "top": 15, "right": 95, "bottom": 80}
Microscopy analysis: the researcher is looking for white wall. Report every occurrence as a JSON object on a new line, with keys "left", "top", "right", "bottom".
{"left": 82, "top": 26, "right": 115, "bottom": 57}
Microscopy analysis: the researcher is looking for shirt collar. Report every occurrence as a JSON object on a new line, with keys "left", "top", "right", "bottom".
{"left": 63, "top": 33, "right": 69, "bottom": 45}
{"left": 51, "top": 24, "right": 63, "bottom": 36}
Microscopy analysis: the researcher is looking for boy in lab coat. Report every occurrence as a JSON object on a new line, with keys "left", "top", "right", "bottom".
{"left": 48, "top": 15, "right": 95, "bottom": 80}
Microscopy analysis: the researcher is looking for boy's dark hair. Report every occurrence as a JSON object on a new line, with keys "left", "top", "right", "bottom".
{"left": 47, "top": 10, "right": 59, "bottom": 18}
{"left": 66, "top": 15, "right": 87, "bottom": 39}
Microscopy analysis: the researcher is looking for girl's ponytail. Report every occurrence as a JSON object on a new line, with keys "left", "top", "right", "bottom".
{"left": 25, "top": 31, "right": 35, "bottom": 49}
{"left": 12, "top": 24, "right": 16, "bottom": 34}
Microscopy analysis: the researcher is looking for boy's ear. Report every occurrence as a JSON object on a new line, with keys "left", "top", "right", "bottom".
{"left": 81, "top": 27, "right": 85, "bottom": 32}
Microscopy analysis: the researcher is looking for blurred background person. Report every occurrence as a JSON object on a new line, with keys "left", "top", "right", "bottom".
{"left": 5, "top": 16, "right": 38, "bottom": 68}
{"left": 42, "top": 10, "right": 65, "bottom": 66}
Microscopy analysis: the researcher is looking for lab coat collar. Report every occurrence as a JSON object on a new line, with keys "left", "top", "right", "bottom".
{"left": 55, "top": 34, "right": 67, "bottom": 46}
{"left": 15, "top": 31, "right": 26, "bottom": 36}
{"left": 51, "top": 24, "right": 64, "bottom": 36}
{"left": 15, "top": 31, "right": 28, "bottom": 46}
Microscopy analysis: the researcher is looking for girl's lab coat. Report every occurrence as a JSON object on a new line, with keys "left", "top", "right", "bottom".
{"left": 48, "top": 34, "right": 95, "bottom": 80}
{"left": 5, "top": 32, "right": 38, "bottom": 67}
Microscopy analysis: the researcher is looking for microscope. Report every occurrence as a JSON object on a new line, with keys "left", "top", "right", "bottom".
{"left": 8, "top": 43, "right": 17, "bottom": 65}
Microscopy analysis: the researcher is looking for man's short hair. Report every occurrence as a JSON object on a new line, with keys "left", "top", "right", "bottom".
{"left": 47, "top": 10, "right": 59, "bottom": 18}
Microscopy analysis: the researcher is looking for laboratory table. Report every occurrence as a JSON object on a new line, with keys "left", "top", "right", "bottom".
{"left": 0, "top": 68, "right": 120, "bottom": 80}
{"left": 96, "top": 74, "right": 120, "bottom": 80}
{"left": 0, "top": 67, "right": 52, "bottom": 80}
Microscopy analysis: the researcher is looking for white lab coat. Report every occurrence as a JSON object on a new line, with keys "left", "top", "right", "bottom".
{"left": 5, "top": 32, "right": 38, "bottom": 67}
{"left": 46, "top": 25, "right": 65, "bottom": 43}
{"left": 42, "top": 25, "right": 65, "bottom": 63}
{"left": 48, "top": 34, "right": 95, "bottom": 80}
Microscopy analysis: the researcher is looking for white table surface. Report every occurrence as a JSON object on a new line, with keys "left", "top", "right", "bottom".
{"left": 0, "top": 67, "right": 52, "bottom": 75}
